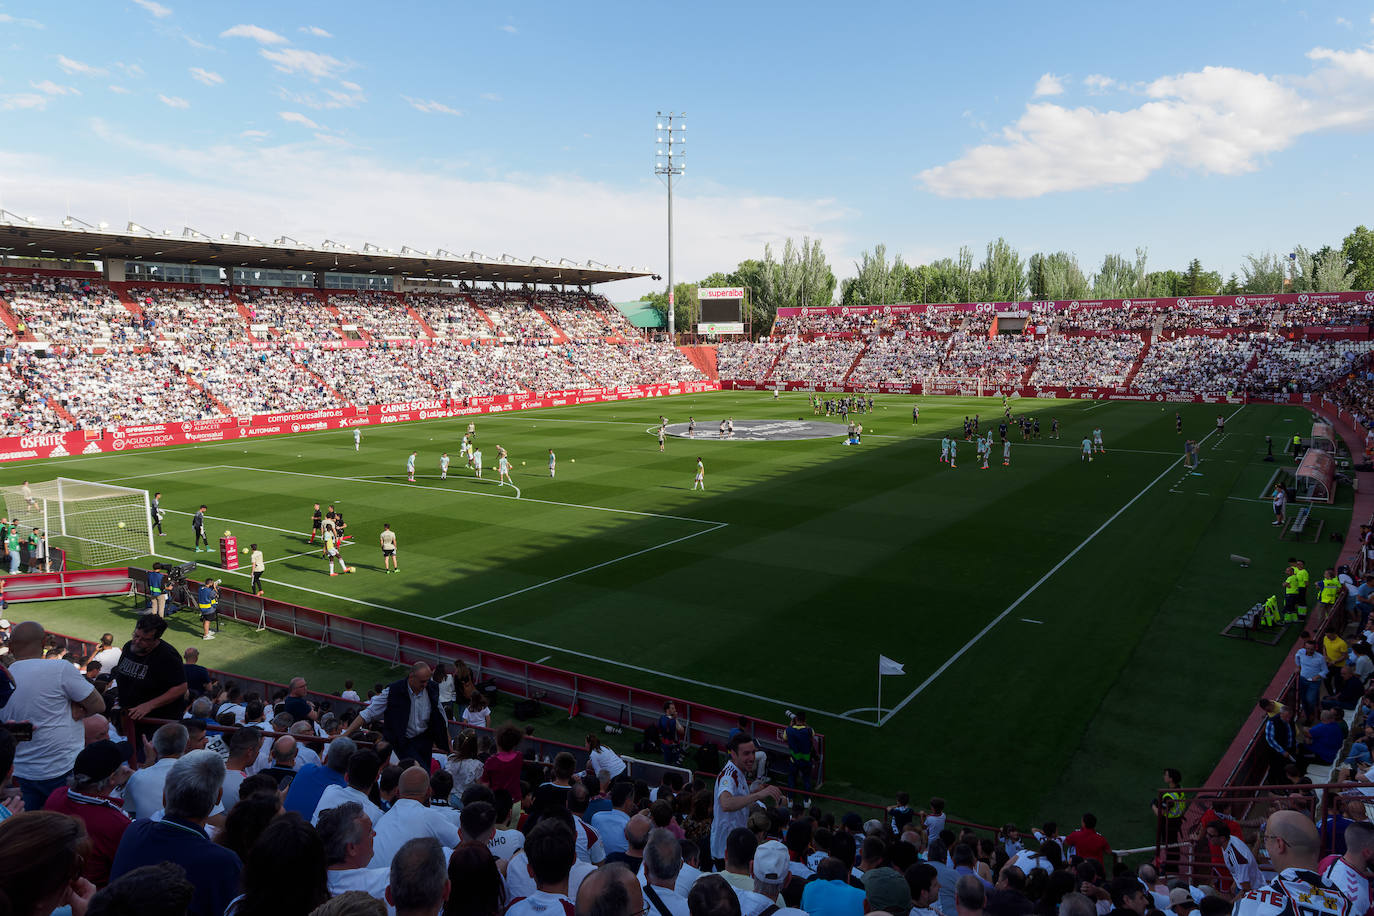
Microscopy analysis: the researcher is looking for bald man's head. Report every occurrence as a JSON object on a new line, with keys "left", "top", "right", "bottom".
{"left": 626, "top": 811, "right": 653, "bottom": 852}
{"left": 7, "top": 621, "right": 44, "bottom": 656}
{"left": 84, "top": 714, "right": 110, "bottom": 746}
{"left": 398, "top": 765, "right": 431, "bottom": 800}
{"left": 1268, "top": 810, "right": 1320, "bottom": 869}
{"left": 577, "top": 863, "right": 643, "bottom": 916}
{"left": 271, "top": 735, "right": 297, "bottom": 764}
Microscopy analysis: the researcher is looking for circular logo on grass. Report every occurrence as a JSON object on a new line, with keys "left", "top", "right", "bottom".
{"left": 657, "top": 419, "right": 853, "bottom": 441}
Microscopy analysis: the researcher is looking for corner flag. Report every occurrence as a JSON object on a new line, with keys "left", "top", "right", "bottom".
{"left": 878, "top": 655, "right": 905, "bottom": 676}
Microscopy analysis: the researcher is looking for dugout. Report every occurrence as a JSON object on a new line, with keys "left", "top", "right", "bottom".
{"left": 1295, "top": 448, "right": 1336, "bottom": 503}
{"left": 1311, "top": 422, "right": 1337, "bottom": 454}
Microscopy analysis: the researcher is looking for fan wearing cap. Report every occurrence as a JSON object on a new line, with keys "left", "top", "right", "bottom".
{"left": 42, "top": 739, "right": 133, "bottom": 886}
{"left": 864, "top": 866, "right": 914, "bottom": 916}
{"left": 1168, "top": 888, "right": 1200, "bottom": 916}
{"left": 750, "top": 839, "right": 808, "bottom": 916}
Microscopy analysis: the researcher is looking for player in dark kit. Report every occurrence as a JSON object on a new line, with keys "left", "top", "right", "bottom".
{"left": 1032, "top": 418, "right": 1041, "bottom": 439}
{"left": 999, "top": 421, "right": 1008, "bottom": 442}
{"left": 309, "top": 503, "right": 323, "bottom": 543}
{"left": 1051, "top": 417, "right": 1060, "bottom": 439}
{"left": 1175, "top": 412, "right": 1183, "bottom": 434}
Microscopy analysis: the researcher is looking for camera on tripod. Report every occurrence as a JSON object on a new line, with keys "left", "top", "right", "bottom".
{"left": 163, "top": 561, "right": 197, "bottom": 614}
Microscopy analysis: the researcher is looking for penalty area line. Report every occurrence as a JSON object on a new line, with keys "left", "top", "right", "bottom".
{"left": 876, "top": 403, "right": 1245, "bottom": 727}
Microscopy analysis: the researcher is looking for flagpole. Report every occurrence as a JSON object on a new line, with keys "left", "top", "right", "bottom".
{"left": 877, "top": 662, "right": 883, "bottom": 724}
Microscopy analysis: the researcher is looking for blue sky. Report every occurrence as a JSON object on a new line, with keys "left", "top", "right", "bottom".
{"left": 1, "top": 0, "right": 1373, "bottom": 299}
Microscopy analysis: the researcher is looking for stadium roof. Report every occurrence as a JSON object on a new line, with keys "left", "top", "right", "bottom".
{"left": 0, "top": 217, "right": 653, "bottom": 286}
{"left": 614, "top": 300, "right": 665, "bottom": 329}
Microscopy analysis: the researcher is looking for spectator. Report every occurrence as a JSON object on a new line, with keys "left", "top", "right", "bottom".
{"left": 216, "top": 784, "right": 282, "bottom": 862}
{"left": 222, "top": 726, "right": 265, "bottom": 810}
{"left": 124, "top": 722, "right": 189, "bottom": 819}
{"left": 314, "top": 747, "right": 384, "bottom": 827}
{"left": 688, "top": 874, "right": 743, "bottom": 916}
{"left": 591, "top": 781, "right": 638, "bottom": 857}
{"left": 711, "top": 734, "right": 783, "bottom": 867}
{"left": 1, "top": 619, "right": 106, "bottom": 811}
{"left": 86, "top": 861, "right": 196, "bottom": 916}
{"left": 231, "top": 811, "right": 329, "bottom": 916}
{"left": 802, "top": 856, "right": 866, "bottom": 916}
{"left": 956, "top": 875, "right": 987, "bottom": 916}
{"left": 109, "top": 750, "right": 241, "bottom": 916}
{"left": 575, "top": 862, "right": 643, "bottom": 916}
{"left": 607, "top": 811, "right": 652, "bottom": 870}
{"left": 644, "top": 826, "right": 692, "bottom": 916}
{"left": 753, "top": 838, "right": 804, "bottom": 913}
{"left": 0, "top": 726, "right": 17, "bottom": 823}
{"left": 445, "top": 732, "right": 484, "bottom": 800}
{"left": 864, "top": 866, "right": 914, "bottom": 916}
{"left": 371, "top": 765, "right": 460, "bottom": 868}
{"left": 346, "top": 662, "right": 451, "bottom": 764}
{"left": 586, "top": 733, "right": 627, "bottom": 783}
{"left": 283, "top": 676, "right": 316, "bottom": 724}
{"left": 387, "top": 837, "right": 451, "bottom": 916}
{"left": 43, "top": 739, "right": 133, "bottom": 886}
{"left": 507, "top": 817, "right": 579, "bottom": 916}
{"left": 481, "top": 723, "right": 525, "bottom": 798}
{"left": 91, "top": 633, "right": 122, "bottom": 672}
{"left": 444, "top": 841, "right": 506, "bottom": 916}
{"left": 182, "top": 647, "right": 210, "bottom": 699}
{"left": 505, "top": 809, "right": 598, "bottom": 902}
{"left": 260, "top": 735, "right": 302, "bottom": 785}
{"left": 906, "top": 863, "right": 943, "bottom": 916}
{"left": 0, "top": 809, "right": 97, "bottom": 916}
{"left": 319, "top": 800, "right": 389, "bottom": 902}
{"left": 1064, "top": 813, "right": 1112, "bottom": 865}
{"left": 285, "top": 736, "right": 355, "bottom": 818}
{"left": 112, "top": 614, "right": 187, "bottom": 741}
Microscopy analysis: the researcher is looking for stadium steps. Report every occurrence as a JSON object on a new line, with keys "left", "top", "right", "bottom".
{"left": 1123, "top": 334, "right": 1151, "bottom": 388}
{"left": 406, "top": 305, "right": 438, "bottom": 339}
{"left": 302, "top": 366, "right": 350, "bottom": 406}
{"left": 841, "top": 344, "right": 869, "bottom": 385}
{"left": 470, "top": 299, "right": 499, "bottom": 333}
{"left": 227, "top": 292, "right": 262, "bottom": 342}
{"left": 531, "top": 307, "right": 570, "bottom": 343}
{"left": 763, "top": 343, "right": 789, "bottom": 380}
{"left": 1018, "top": 359, "right": 1038, "bottom": 386}
{"left": 677, "top": 345, "right": 719, "bottom": 380}
{"left": 0, "top": 294, "right": 20, "bottom": 335}
{"left": 114, "top": 286, "right": 145, "bottom": 323}
{"left": 48, "top": 399, "right": 79, "bottom": 427}
{"left": 184, "top": 375, "right": 231, "bottom": 417}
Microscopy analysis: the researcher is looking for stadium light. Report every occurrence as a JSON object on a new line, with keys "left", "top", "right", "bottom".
{"left": 126, "top": 221, "right": 157, "bottom": 235}
{"left": 233, "top": 232, "right": 262, "bottom": 243}
{"left": 654, "top": 111, "right": 685, "bottom": 340}
{"left": 362, "top": 242, "right": 383, "bottom": 252}
{"left": 0, "top": 208, "right": 37, "bottom": 225}
{"left": 61, "top": 215, "right": 104, "bottom": 231}
{"left": 274, "top": 235, "right": 300, "bottom": 246}
{"left": 400, "top": 246, "right": 430, "bottom": 256}
{"left": 435, "top": 249, "right": 457, "bottom": 259}
{"left": 182, "top": 226, "right": 213, "bottom": 240}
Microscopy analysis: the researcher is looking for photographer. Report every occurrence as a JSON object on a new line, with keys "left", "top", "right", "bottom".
{"left": 197, "top": 578, "right": 219, "bottom": 642}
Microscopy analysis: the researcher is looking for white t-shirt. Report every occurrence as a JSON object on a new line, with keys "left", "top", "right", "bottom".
{"left": 642, "top": 883, "right": 691, "bottom": 916}
{"left": 91, "top": 646, "right": 122, "bottom": 671}
{"left": 2, "top": 657, "right": 96, "bottom": 780}
{"left": 1323, "top": 857, "right": 1371, "bottom": 916}
{"left": 711, "top": 761, "right": 751, "bottom": 861}
{"left": 588, "top": 745, "right": 627, "bottom": 780}
{"left": 504, "top": 852, "right": 594, "bottom": 902}
{"left": 312, "top": 783, "right": 384, "bottom": 829}
{"left": 462, "top": 707, "right": 490, "bottom": 728}
{"left": 329, "top": 867, "right": 395, "bottom": 916}
{"left": 1224, "top": 835, "right": 1264, "bottom": 891}
{"left": 506, "top": 889, "right": 574, "bottom": 916}
{"left": 489, "top": 827, "right": 526, "bottom": 861}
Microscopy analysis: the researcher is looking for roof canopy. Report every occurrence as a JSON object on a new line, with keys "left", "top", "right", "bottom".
{"left": 0, "top": 221, "right": 652, "bottom": 287}
{"left": 1296, "top": 448, "right": 1336, "bottom": 503}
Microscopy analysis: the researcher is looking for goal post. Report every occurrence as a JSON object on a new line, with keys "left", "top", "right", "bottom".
{"left": 2, "top": 478, "right": 154, "bottom": 568}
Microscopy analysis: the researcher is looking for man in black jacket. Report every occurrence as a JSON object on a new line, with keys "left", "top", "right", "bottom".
{"left": 344, "top": 661, "right": 450, "bottom": 762}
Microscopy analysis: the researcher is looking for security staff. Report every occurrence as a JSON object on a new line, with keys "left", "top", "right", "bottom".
{"left": 1282, "top": 566, "right": 1301, "bottom": 624}
{"left": 197, "top": 578, "right": 219, "bottom": 642}
{"left": 1319, "top": 568, "right": 1342, "bottom": 612}
{"left": 146, "top": 563, "right": 166, "bottom": 616}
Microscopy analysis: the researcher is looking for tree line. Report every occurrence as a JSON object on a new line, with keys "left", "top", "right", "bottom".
{"left": 645, "top": 225, "right": 1374, "bottom": 334}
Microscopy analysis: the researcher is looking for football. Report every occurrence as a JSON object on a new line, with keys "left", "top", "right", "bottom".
{"left": 117, "top": 521, "right": 126, "bottom": 529}
{"left": 345, "top": 566, "right": 356, "bottom": 573}
{"left": 241, "top": 548, "right": 247, "bottom": 555}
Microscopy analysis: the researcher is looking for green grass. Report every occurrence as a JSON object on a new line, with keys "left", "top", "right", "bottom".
{"left": 1, "top": 391, "right": 1351, "bottom": 842}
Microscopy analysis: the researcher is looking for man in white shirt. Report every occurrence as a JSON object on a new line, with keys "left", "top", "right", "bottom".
{"left": 1208, "top": 821, "right": 1262, "bottom": 894}
{"left": 711, "top": 734, "right": 783, "bottom": 867}
{"left": 1, "top": 621, "right": 107, "bottom": 812}
{"left": 318, "top": 801, "right": 392, "bottom": 907}
{"left": 507, "top": 810, "right": 597, "bottom": 903}
{"left": 508, "top": 817, "right": 579, "bottom": 916}
{"left": 91, "top": 633, "right": 122, "bottom": 672}
{"left": 387, "top": 837, "right": 450, "bottom": 916}
{"left": 313, "top": 748, "right": 384, "bottom": 827}
{"left": 221, "top": 726, "right": 264, "bottom": 811}
{"left": 1323, "top": 821, "right": 1374, "bottom": 916}
{"left": 371, "top": 766, "right": 460, "bottom": 868}
{"left": 642, "top": 828, "right": 691, "bottom": 916}
{"left": 124, "top": 722, "right": 189, "bottom": 819}
{"left": 579, "top": 864, "right": 644, "bottom": 916}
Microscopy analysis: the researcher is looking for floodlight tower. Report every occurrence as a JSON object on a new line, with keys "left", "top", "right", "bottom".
{"left": 654, "top": 111, "right": 685, "bottom": 340}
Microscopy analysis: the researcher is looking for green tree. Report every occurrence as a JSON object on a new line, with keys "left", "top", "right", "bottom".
{"left": 1314, "top": 248, "right": 1354, "bottom": 292}
{"left": 1222, "top": 273, "right": 1242, "bottom": 295}
{"left": 1027, "top": 251, "right": 1090, "bottom": 300}
{"left": 644, "top": 281, "right": 700, "bottom": 328}
{"left": 1182, "top": 258, "right": 1221, "bottom": 296}
{"left": 1240, "top": 252, "right": 1285, "bottom": 293}
{"left": 1342, "top": 226, "right": 1374, "bottom": 291}
{"left": 1147, "top": 270, "right": 1182, "bottom": 297}
{"left": 973, "top": 237, "right": 1026, "bottom": 302}
{"left": 843, "top": 244, "right": 907, "bottom": 306}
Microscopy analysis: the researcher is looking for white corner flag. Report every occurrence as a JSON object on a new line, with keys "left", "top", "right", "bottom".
{"left": 879, "top": 655, "right": 905, "bottom": 676}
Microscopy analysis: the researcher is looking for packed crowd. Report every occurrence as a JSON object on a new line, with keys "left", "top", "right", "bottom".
{"left": 770, "top": 339, "right": 866, "bottom": 385}
{"left": 469, "top": 291, "right": 558, "bottom": 340}
{"left": 129, "top": 287, "right": 244, "bottom": 346}
{"left": 939, "top": 334, "right": 1041, "bottom": 386}
{"left": 1280, "top": 302, "right": 1374, "bottom": 328}
{"left": 184, "top": 346, "right": 339, "bottom": 416}
{"left": 1035, "top": 305, "right": 1160, "bottom": 333}
{"left": 846, "top": 337, "right": 947, "bottom": 387}
{"left": 539, "top": 293, "right": 635, "bottom": 340}
{"left": 0, "top": 276, "right": 149, "bottom": 347}
{"left": 1028, "top": 337, "right": 1145, "bottom": 388}
{"left": 772, "top": 306, "right": 985, "bottom": 338}
{"left": 3, "top": 610, "right": 1368, "bottom": 916}
{"left": 236, "top": 288, "right": 341, "bottom": 343}
{"left": 716, "top": 342, "right": 786, "bottom": 381}
{"left": 327, "top": 294, "right": 429, "bottom": 341}
{"left": 22, "top": 350, "right": 219, "bottom": 428}
{"left": 405, "top": 293, "right": 494, "bottom": 340}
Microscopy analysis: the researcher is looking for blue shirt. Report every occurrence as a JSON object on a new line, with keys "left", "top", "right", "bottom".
{"left": 589, "top": 808, "right": 631, "bottom": 855}
{"left": 197, "top": 584, "right": 216, "bottom": 609}
{"left": 282, "top": 763, "right": 346, "bottom": 819}
{"left": 1308, "top": 721, "right": 1345, "bottom": 764}
{"left": 110, "top": 817, "right": 241, "bottom": 916}
{"left": 801, "top": 879, "right": 866, "bottom": 916}
{"left": 147, "top": 570, "right": 164, "bottom": 593}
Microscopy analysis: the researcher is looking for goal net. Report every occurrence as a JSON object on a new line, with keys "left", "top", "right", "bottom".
{"left": 1, "top": 478, "right": 153, "bottom": 568}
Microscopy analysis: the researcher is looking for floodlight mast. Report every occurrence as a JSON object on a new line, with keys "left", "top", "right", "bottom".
{"left": 654, "top": 111, "right": 685, "bottom": 341}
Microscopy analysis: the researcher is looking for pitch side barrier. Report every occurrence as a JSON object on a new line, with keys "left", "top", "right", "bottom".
{"left": 116, "top": 569, "right": 827, "bottom": 784}
{"left": 0, "top": 381, "right": 720, "bottom": 464}
{"left": 0, "top": 565, "right": 131, "bottom": 602}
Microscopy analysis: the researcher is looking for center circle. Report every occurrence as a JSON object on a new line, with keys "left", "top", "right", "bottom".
{"left": 656, "top": 419, "right": 855, "bottom": 441}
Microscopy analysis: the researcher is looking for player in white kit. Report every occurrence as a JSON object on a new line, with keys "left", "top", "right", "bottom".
{"left": 406, "top": 451, "right": 416, "bottom": 481}
{"left": 354, "top": 428, "right": 361, "bottom": 451}
{"left": 1002, "top": 439, "right": 1011, "bottom": 467}
{"left": 948, "top": 439, "right": 958, "bottom": 468}
{"left": 1092, "top": 427, "right": 1105, "bottom": 454}
{"left": 472, "top": 448, "right": 483, "bottom": 478}
{"left": 548, "top": 449, "right": 556, "bottom": 478}
{"left": 978, "top": 437, "right": 989, "bottom": 470}
{"left": 940, "top": 437, "right": 950, "bottom": 464}
{"left": 1081, "top": 437, "right": 1093, "bottom": 462}
{"left": 498, "top": 455, "right": 512, "bottom": 486}
{"left": 440, "top": 452, "right": 450, "bottom": 479}
{"left": 693, "top": 457, "right": 705, "bottom": 490}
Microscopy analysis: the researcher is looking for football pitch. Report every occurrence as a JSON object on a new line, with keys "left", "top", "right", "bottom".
{"left": 0, "top": 391, "right": 1351, "bottom": 842}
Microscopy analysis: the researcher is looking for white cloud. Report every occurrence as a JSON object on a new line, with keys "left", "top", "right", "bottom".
{"left": 403, "top": 96, "right": 462, "bottom": 116}
{"left": 920, "top": 49, "right": 1374, "bottom": 199}
{"left": 278, "top": 85, "right": 365, "bottom": 109}
{"left": 31, "top": 80, "right": 79, "bottom": 96}
{"left": 220, "top": 24, "right": 288, "bottom": 45}
{"left": 115, "top": 62, "right": 145, "bottom": 77}
{"left": 1337, "top": 16, "right": 1352, "bottom": 28}
{"left": 158, "top": 94, "right": 189, "bottom": 109}
{"left": 339, "top": 80, "right": 362, "bottom": 92}
{"left": 301, "top": 25, "right": 332, "bottom": 38}
{"left": 481, "top": 92, "right": 502, "bottom": 102}
{"left": 0, "top": 12, "right": 43, "bottom": 28}
{"left": 1033, "top": 73, "right": 1065, "bottom": 96}
{"left": 56, "top": 55, "right": 107, "bottom": 77}
{"left": 260, "top": 47, "right": 348, "bottom": 79}
{"left": 279, "top": 111, "right": 321, "bottom": 129}
{"left": 500, "top": 24, "right": 517, "bottom": 33}
{"left": 189, "top": 67, "right": 224, "bottom": 86}
{"left": 241, "top": 129, "right": 269, "bottom": 138}
{"left": 108, "top": 85, "right": 132, "bottom": 94}
{"left": 131, "top": 0, "right": 172, "bottom": 18}
{"left": 1083, "top": 74, "right": 1115, "bottom": 94}
{"left": 0, "top": 93, "right": 47, "bottom": 110}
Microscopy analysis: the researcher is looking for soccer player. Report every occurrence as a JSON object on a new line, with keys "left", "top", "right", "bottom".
{"left": 249, "top": 543, "right": 265, "bottom": 597}
{"left": 192, "top": 504, "right": 209, "bottom": 552}
{"left": 472, "top": 447, "right": 483, "bottom": 478}
{"left": 998, "top": 420, "right": 1008, "bottom": 442}
{"left": 1050, "top": 417, "right": 1060, "bottom": 439}
{"left": 1032, "top": 418, "right": 1040, "bottom": 439}
{"left": 978, "top": 437, "right": 989, "bottom": 470}
{"left": 912, "top": 405, "right": 919, "bottom": 424}
{"left": 1216, "top": 414, "right": 1226, "bottom": 433}
{"left": 380, "top": 523, "right": 398, "bottom": 573}
{"left": 1002, "top": 439, "right": 1012, "bottom": 467}
{"left": 548, "top": 448, "right": 556, "bottom": 478}
{"left": 727, "top": 417, "right": 735, "bottom": 437}
{"left": 151, "top": 491, "right": 165, "bottom": 537}
{"left": 21, "top": 480, "right": 35, "bottom": 510}
{"left": 309, "top": 503, "right": 323, "bottom": 543}
{"left": 693, "top": 457, "right": 705, "bottom": 490}
{"left": 940, "top": 436, "right": 950, "bottom": 464}
{"left": 1092, "top": 426, "right": 1105, "bottom": 454}
{"left": 658, "top": 425, "right": 666, "bottom": 453}
{"left": 323, "top": 529, "right": 342, "bottom": 576}
{"left": 498, "top": 453, "right": 512, "bottom": 486}
{"left": 1175, "top": 411, "right": 1183, "bottom": 434}
{"left": 354, "top": 427, "right": 361, "bottom": 451}
{"left": 467, "top": 421, "right": 476, "bottom": 437}
{"left": 406, "top": 451, "right": 417, "bottom": 482}
{"left": 718, "top": 419, "right": 726, "bottom": 438}
{"left": 1272, "top": 485, "right": 1287, "bottom": 527}
{"left": 335, "top": 509, "right": 350, "bottom": 544}
{"left": 1081, "top": 436, "right": 1093, "bottom": 462}
{"left": 440, "top": 452, "right": 451, "bottom": 480}
{"left": 687, "top": 416, "right": 696, "bottom": 437}
{"left": 948, "top": 439, "right": 958, "bottom": 469}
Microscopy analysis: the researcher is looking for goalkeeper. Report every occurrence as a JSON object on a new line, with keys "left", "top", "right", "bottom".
{"left": 192, "top": 504, "right": 210, "bottom": 553}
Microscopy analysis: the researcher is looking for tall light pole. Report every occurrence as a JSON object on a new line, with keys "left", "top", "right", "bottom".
{"left": 654, "top": 111, "right": 685, "bottom": 340}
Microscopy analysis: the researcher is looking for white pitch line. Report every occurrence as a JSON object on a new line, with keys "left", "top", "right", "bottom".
{"left": 352, "top": 474, "right": 521, "bottom": 500}
{"left": 263, "top": 548, "right": 323, "bottom": 566}
{"left": 439, "top": 522, "right": 729, "bottom": 619}
{"left": 222, "top": 466, "right": 722, "bottom": 526}
{"left": 162, "top": 508, "right": 308, "bottom": 539}
{"left": 877, "top": 403, "right": 1247, "bottom": 726}
{"left": 535, "top": 655, "right": 552, "bottom": 664}
{"left": 1082, "top": 401, "right": 1113, "bottom": 412}
{"left": 1020, "top": 618, "right": 1044, "bottom": 624}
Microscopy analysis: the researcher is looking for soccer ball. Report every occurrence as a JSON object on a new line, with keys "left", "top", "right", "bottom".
{"left": 571, "top": 458, "right": 575, "bottom": 463}
{"left": 117, "top": 521, "right": 126, "bottom": 529}
{"left": 223, "top": 530, "right": 232, "bottom": 538}
{"left": 345, "top": 566, "right": 356, "bottom": 574}
{"left": 522, "top": 461, "right": 526, "bottom": 466}
{"left": 241, "top": 547, "right": 247, "bottom": 555}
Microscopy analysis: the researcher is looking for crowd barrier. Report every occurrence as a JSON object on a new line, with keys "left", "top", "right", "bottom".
{"left": 775, "top": 291, "right": 1374, "bottom": 318}
{"left": 113, "top": 567, "right": 827, "bottom": 785}
{"left": 0, "top": 380, "right": 719, "bottom": 463}
{"left": 0, "top": 567, "right": 134, "bottom": 602}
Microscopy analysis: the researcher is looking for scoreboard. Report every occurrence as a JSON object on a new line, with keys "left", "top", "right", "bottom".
{"left": 697, "top": 287, "right": 744, "bottom": 335}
